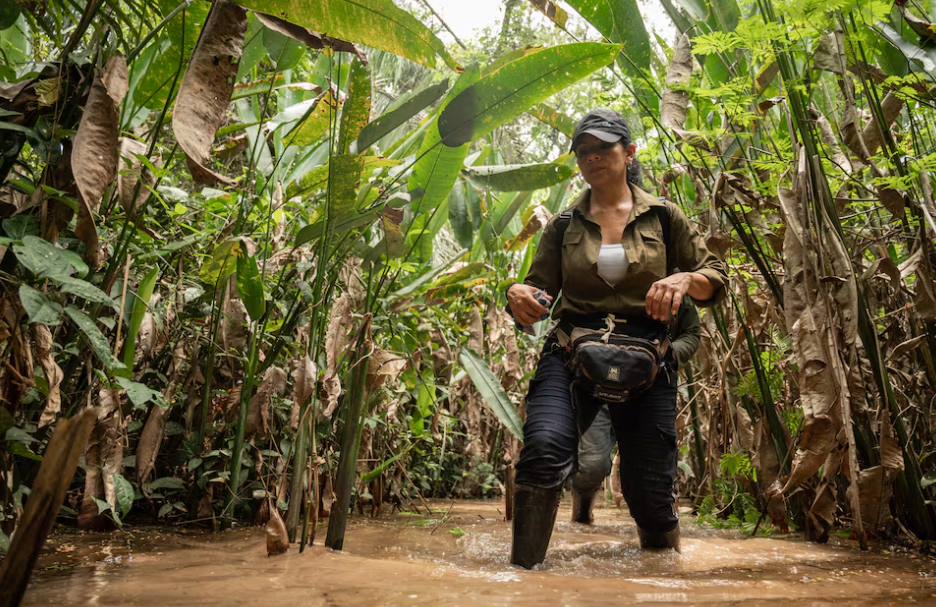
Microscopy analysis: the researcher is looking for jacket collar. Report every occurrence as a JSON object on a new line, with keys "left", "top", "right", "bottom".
{"left": 571, "top": 185, "right": 662, "bottom": 223}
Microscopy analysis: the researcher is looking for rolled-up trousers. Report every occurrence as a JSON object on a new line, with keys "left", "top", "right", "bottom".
{"left": 514, "top": 338, "right": 679, "bottom": 534}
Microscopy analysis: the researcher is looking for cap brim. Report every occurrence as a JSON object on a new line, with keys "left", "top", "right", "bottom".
{"left": 570, "top": 129, "right": 621, "bottom": 150}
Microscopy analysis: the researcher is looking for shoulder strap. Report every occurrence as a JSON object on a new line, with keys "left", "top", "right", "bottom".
{"left": 653, "top": 200, "right": 672, "bottom": 274}
{"left": 554, "top": 209, "right": 574, "bottom": 283}
{"left": 555, "top": 209, "right": 574, "bottom": 242}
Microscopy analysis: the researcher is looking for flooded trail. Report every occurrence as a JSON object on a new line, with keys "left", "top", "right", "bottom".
{"left": 22, "top": 499, "right": 936, "bottom": 606}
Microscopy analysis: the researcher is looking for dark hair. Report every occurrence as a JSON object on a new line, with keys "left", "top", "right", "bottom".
{"left": 626, "top": 155, "right": 642, "bottom": 187}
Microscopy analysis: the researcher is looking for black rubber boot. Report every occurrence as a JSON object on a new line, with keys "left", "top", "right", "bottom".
{"left": 637, "top": 524, "right": 681, "bottom": 553}
{"left": 571, "top": 488, "right": 598, "bottom": 524}
{"left": 510, "top": 484, "right": 561, "bottom": 569}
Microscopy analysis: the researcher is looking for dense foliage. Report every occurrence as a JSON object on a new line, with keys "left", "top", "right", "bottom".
{"left": 0, "top": 0, "right": 935, "bottom": 554}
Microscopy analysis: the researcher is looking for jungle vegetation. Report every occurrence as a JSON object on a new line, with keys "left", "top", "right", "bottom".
{"left": 0, "top": 0, "right": 935, "bottom": 561}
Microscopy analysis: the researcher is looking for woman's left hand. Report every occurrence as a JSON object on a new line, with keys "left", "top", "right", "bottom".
{"left": 645, "top": 273, "right": 692, "bottom": 321}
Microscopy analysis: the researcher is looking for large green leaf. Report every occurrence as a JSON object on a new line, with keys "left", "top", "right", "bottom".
{"left": 338, "top": 57, "right": 371, "bottom": 154}
{"left": 14, "top": 235, "right": 75, "bottom": 279}
{"left": 448, "top": 179, "right": 473, "bottom": 249}
{"left": 462, "top": 160, "right": 574, "bottom": 192}
{"left": 327, "top": 153, "right": 365, "bottom": 222}
{"left": 55, "top": 277, "right": 119, "bottom": 310}
{"left": 564, "top": 1, "right": 648, "bottom": 63}
{"left": 356, "top": 79, "right": 449, "bottom": 152}
{"left": 877, "top": 22, "right": 936, "bottom": 76}
{"left": 276, "top": 91, "right": 339, "bottom": 148}
{"left": 236, "top": 252, "right": 265, "bottom": 321}
{"left": 409, "top": 64, "right": 480, "bottom": 215}
{"left": 119, "top": 267, "right": 160, "bottom": 377}
{"left": 65, "top": 306, "right": 126, "bottom": 372}
{"left": 527, "top": 103, "right": 575, "bottom": 137}
{"left": 438, "top": 43, "right": 621, "bottom": 147}
{"left": 113, "top": 473, "right": 134, "bottom": 518}
{"left": 200, "top": 239, "right": 244, "bottom": 286}
{"left": 458, "top": 348, "right": 523, "bottom": 440}
{"left": 19, "top": 285, "right": 64, "bottom": 326}
{"left": 287, "top": 156, "right": 401, "bottom": 198}
{"left": 232, "top": 0, "right": 459, "bottom": 70}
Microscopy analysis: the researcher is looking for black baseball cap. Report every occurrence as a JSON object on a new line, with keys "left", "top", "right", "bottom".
{"left": 570, "top": 108, "right": 631, "bottom": 150}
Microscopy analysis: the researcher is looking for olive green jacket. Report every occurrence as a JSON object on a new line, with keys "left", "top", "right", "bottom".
{"left": 523, "top": 186, "right": 728, "bottom": 321}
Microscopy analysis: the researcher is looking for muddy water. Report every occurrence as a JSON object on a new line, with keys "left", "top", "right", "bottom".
{"left": 22, "top": 499, "right": 936, "bottom": 606}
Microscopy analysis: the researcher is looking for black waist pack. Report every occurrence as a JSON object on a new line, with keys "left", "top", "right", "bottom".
{"left": 556, "top": 318, "right": 668, "bottom": 403}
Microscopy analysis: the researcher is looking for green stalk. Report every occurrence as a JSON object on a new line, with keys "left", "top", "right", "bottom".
{"left": 324, "top": 316, "right": 373, "bottom": 551}
{"left": 197, "top": 283, "right": 226, "bottom": 446}
{"left": 223, "top": 322, "right": 260, "bottom": 526}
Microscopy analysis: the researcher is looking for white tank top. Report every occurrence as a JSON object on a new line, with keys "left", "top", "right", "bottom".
{"left": 597, "top": 244, "right": 628, "bottom": 285}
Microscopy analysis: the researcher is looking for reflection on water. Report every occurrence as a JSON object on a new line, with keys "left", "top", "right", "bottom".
{"left": 21, "top": 499, "right": 936, "bottom": 606}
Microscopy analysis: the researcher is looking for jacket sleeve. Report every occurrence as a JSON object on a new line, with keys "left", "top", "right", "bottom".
{"left": 667, "top": 202, "right": 728, "bottom": 307}
{"left": 522, "top": 216, "right": 563, "bottom": 300}
{"left": 671, "top": 300, "right": 702, "bottom": 367}
{"left": 504, "top": 216, "right": 563, "bottom": 318}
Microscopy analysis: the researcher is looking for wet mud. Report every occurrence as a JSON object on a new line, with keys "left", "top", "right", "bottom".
{"left": 20, "top": 499, "right": 936, "bottom": 606}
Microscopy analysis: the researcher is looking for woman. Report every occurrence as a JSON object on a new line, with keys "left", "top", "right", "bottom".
{"left": 505, "top": 108, "right": 727, "bottom": 568}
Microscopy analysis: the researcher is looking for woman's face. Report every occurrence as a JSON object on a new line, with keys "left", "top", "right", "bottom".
{"left": 573, "top": 134, "right": 636, "bottom": 189}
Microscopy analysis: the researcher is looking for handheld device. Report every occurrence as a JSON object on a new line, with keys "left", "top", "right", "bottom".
{"left": 515, "top": 290, "right": 551, "bottom": 335}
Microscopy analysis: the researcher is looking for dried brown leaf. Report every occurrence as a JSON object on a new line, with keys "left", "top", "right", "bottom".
{"left": 222, "top": 297, "right": 249, "bottom": 352}
{"left": 880, "top": 409, "right": 905, "bottom": 471}
{"left": 266, "top": 505, "right": 290, "bottom": 556}
{"left": 661, "top": 34, "right": 692, "bottom": 133}
{"left": 467, "top": 306, "right": 483, "bottom": 356}
{"left": 857, "top": 465, "right": 894, "bottom": 531}
{"left": 72, "top": 56, "right": 126, "bottom": 268}
{"left": 172, "top": 1, "right": 246, "bottom": 185}
{"left": 366, "top": 350, "right": 407, "bottom": 393}
{"left": 246, "top": 366, "right": 287, "bottom": 438}
{"left": 136, "top": 404, "right": 167, "bottom": 483}
{"left": 290, "top": 355, "right": 317, "bottom": 431}
{"left": 33, "top": 325, "right": 63, "bottom": 428}
{"left": 251, "top": 11, "right": 366, "bottom": 63}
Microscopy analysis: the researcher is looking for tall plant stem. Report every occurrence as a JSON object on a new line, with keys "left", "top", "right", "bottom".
{"left": 325, "top": 315, "right": 373, "bottom": 551}
{"left": 223, "top": 323, "right": 260, "bottom": 526}
{"left": 197, "top": 283, "right": 226, "bottom": 446}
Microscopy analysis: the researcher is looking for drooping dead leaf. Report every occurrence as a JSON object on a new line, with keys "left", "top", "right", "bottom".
{"left": 661, "top": 33, "right": 703, "bottom": 146}
{"left": 325, "top": 293, "right": 351, "bottom": 378}
{"left": 136, "top": 404, "right": 167, "bottom": 483}
{"left": 266, "top": 505, "right": 290, "bottom": 556}
{"left": 72, "top": 56, "right": 127, "bottom": 268}
{"left": 366, "top": 350, "right": 407, "bottom": 394}
{"left": 117, "top": 137, "right": 158, "bottom": 217}
{"left": 246, "top": 366, "right": 287, "bottom": 438}
{"left": 467, "top": 306, "right": 483, "bottom": 356}
{"left": 222, "top": 296, "right": 249, "bottom": 352}
{"left": 861, "top": 92, "right": 904, "bottom": 161}
{"left": 172, "top": 1, "right": 246, "bottom": 185}
{"left": 879, "top": 408, "right": 904, "bottom": 471}
{"left": 805, "top": 483, "right": 836, "bottom": 543}
{"left": 889, "top": 335, "right": 926, "bottom": 362}
{"left": 812, "top": 31, "right": 846, "bottom": 74}
{"left": 33, "top": 325, "right": 63, "bottom": 428}
{"left": 857, "top": 465, "right": 894, "bottom": 532}
{"left": 503, "top": 322, "right": 521, "bottom": 390}
{"left": 430, "top": 328, "right": 453, "bottom": 384}
{"left": 290, "top": 355, "right": 316, "bottom": 432}
{"left": 505, "top": 205, "right": 551, "bottom": 252}
{"left": 251, "top": 11, "right": 366, "bottom": 63}
{"left": 898, "top": 4, "right": 936, "bottom": 46}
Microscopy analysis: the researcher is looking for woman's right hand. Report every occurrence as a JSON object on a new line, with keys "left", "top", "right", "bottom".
{"left": 507, "top": 284, "right": 553, "bottom": 326}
